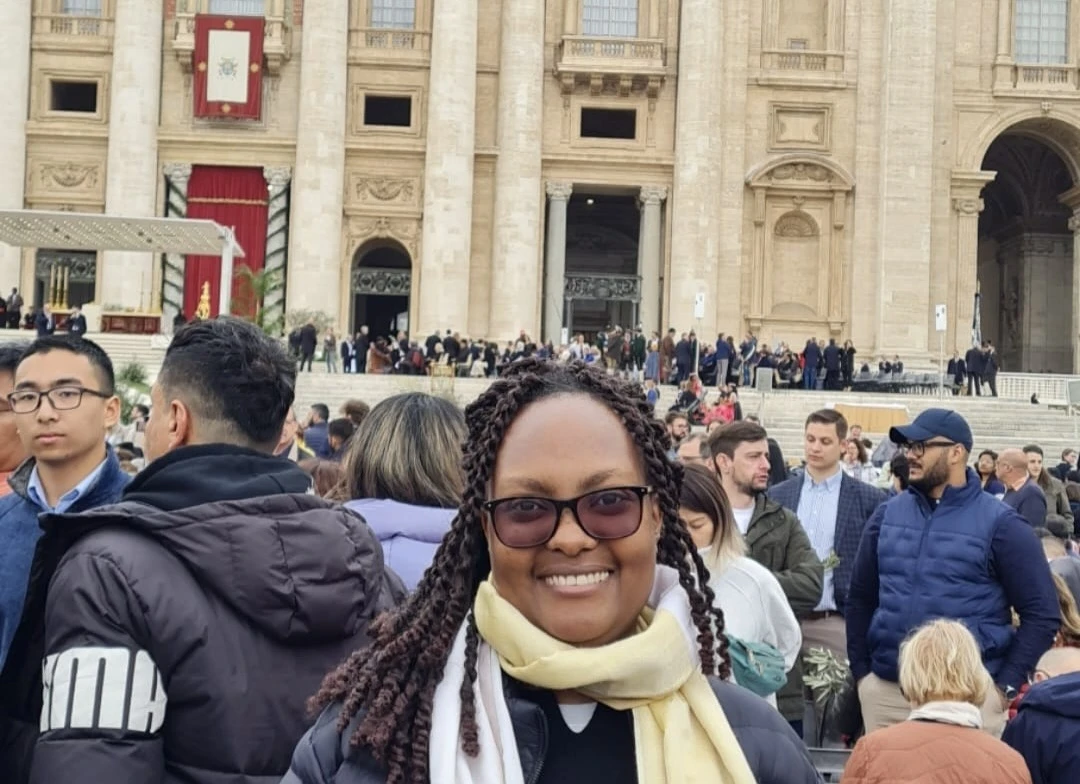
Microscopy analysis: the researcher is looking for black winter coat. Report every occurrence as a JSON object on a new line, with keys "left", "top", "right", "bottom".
{"left": 26, "top": 445, "right": 406, "bottom": 784}
{"left": 282, "top": 677, "right": 821, "bottom": 784}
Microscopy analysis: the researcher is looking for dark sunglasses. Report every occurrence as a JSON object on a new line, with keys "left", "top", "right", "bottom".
{"left": 483, "top": 486, "right": 653, "bottom": 549}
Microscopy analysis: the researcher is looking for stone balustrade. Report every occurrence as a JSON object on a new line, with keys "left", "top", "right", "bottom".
{"left": 557, "top": 35, "right": 665, "bottom": 76}
{"left": 32, "top": 0, "right": 114, "bottom": 50}
{"left": 172, "top": 0, "right": 291, "bottom": 74}
{"left": 760, "top": 49, "right": 843, "bottom": 73}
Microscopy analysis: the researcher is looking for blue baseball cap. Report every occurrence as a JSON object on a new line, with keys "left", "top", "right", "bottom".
{"left": 889, "top": 408, "right": 973, "bottom": 453}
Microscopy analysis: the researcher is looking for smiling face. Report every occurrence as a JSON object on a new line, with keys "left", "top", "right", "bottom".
{"left": 483, "top": 394, "right": 661, "bottom": 647}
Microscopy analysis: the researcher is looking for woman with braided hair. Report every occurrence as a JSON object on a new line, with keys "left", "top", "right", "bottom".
{"left": 283, "top": 359, "right": 819, "bottom": 784}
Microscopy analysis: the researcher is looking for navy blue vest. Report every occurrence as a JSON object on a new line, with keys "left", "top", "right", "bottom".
{"left": 868, "top": 469, "right": 1014, "bottom": 682}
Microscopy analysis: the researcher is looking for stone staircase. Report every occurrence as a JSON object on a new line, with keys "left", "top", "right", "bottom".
{"left": 0, "top": 327, "right": 1075, "bottom": 462}
{"left": 292, "top": 373, "right": 1080, "bottom": 463}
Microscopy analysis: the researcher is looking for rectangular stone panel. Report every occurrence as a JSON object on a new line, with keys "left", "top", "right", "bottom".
{"left": 768, "top": 102, "right": 831, "bottom": 151}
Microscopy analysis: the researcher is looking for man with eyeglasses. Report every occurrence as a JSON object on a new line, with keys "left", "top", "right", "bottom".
{"left": 0, "top": 336, "right": 129, "bottom": 782}
{"left": 846, "top": 408, "right": 1059, "bottom": 738}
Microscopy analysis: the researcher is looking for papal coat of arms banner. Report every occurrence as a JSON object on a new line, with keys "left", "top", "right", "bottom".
{"left": 193, "top": 15, "right": 265, "bottom": 120}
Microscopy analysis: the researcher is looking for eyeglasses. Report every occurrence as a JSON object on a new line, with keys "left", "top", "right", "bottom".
{"left": 483, "top": 486, "right": 653, "bottom": 549}
{"left": 7, "top": 385, "right": 112, "bottom": 414}
{"left": 901, "top": 440, "right": 957, "bottom": 458}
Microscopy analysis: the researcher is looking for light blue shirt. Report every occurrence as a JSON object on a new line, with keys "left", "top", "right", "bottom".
{"left": 797, "top": 467, "right": 844, "bottom": 613}
{"left": 27, "top": 457, "right": 108, "bottom": 514}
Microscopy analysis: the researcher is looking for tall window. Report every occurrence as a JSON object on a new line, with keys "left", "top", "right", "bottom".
{"left": 582, "top": 0, "right": 638, "bottom": 38}
{"left": 207, "top": 0, "right": 266, "bottom": 16}
{"left": 1015, "top": 0, "right": 1069, "bottom": 64}
{"left": 61, "top": 0, "right": 102, "bottom": 14}
{"left": 371, "top": 0, "right": 416, "bottom": 29}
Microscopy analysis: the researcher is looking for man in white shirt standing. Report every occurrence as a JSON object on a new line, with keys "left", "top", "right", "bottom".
{"left": 769, "top": 409, "right": 888, "bottom": 659}
{"left": 707, "top": 421, "right": 823, "bottom": 731}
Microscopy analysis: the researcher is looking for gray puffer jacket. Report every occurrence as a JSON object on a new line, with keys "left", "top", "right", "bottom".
{"left": 282, "top": 677, "right": 822, "bottom": 784}
{"left": 27, "top": 445, "right": 406, "bottom": 784}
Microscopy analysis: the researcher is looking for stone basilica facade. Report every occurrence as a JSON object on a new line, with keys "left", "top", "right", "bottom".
{"left": 4, "top": 0, "right": 1080, "bottom": 371}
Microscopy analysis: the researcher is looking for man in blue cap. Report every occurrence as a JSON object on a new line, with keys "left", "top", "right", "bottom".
{"left": 846, "top": 408, "right": 1059, "bottom": 737}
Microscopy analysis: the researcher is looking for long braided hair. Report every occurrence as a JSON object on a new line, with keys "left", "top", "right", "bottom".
{"left": 312, "top": 358, "right": 730, "bottom": 783}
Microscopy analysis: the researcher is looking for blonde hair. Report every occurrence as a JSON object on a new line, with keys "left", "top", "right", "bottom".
{"left": 336, "top": 393, "right": 466, "bottom": 508}
{"left": 898, "top": 619, "right": 991, "bottom": 707}
{"left": 1053, "top": 574, "right": 1080, "bottom": 648}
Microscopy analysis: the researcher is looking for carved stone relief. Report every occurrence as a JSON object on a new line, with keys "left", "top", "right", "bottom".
{"left": 348, "top": 216, "right": 421, "bottom": 259}
{"left": 40, "top": 163, "right": 99, "bottom": 190}
{"left": 774, "top": 211, "right": 819, "bottom": 238}
{"left": 769, "top": 162, "right": 833, "bottom": 183}
{"left": 355, "top": 177, "right": 418, "bottom": 204}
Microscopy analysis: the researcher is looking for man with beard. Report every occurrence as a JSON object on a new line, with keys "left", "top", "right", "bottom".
{"left": 846, "top": 409, "right": 1059, "bottom": 737}
{"left": 709, "top": 421, "right": 823, "bottom": 734}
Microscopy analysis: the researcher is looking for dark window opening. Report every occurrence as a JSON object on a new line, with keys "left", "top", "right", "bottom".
{"left": 50, "top": 81, "right": 98, "bottom": 113}
{"left": 580, "top": 108, "right": 637, "bottom": 140}
{"left": 364, "top": 95, "right": 412, "bottom": 127}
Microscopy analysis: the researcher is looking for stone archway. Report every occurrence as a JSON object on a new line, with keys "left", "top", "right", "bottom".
{"left": 350, "top": 239, "right": 412, "bottom": 339}
{"left": 957, "top": 114, "right": 1080, "bottom": 373}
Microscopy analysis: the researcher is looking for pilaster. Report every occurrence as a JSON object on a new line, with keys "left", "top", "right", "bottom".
{"left": 102, "top": 0, "right": 164, "bottom": 311}
{"left": 0, "top": 0, "right": 31, "bottom": 290}
{"left": 951, "top": 170, "right": 996, "bottom": 353}
{"left": 489, "top": 0, "right": 546, "bottom": 342}
{"left": 288, "top": 0, "right": 348, "bottom": 323}
{"left": 417, "top": 0, "right": 479, "bottom": 336}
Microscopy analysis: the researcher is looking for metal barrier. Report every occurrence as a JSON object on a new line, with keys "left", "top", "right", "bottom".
{"left": 808, "top": 747, "right": 851, "bottom": 782}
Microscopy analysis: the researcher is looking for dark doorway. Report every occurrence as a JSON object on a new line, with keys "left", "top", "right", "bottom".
{"left": 351, "top": 242, "right": 412, "bottom": 339}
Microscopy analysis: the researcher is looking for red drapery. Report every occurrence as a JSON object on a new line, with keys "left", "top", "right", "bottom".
{"left": 184, "top": 165, "right": 268, "bottom": 320}
{"left": 193, "top": 15, "right": 265, "bottom": 120}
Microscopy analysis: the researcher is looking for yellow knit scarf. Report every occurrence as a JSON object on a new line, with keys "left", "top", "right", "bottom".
{"left": 473, "top": 569, "right": 757, "bottom": 784}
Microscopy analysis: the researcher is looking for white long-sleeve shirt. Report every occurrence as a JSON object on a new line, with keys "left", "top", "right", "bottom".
{"left": 705, "top": 555, "right": 803, "bottom": 707}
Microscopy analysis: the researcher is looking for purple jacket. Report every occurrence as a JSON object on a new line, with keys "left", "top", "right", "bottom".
{"left": 345, "top": 499, "right": 455, "bottom": 591}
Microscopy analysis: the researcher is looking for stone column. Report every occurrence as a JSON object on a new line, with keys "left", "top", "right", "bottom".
{"left": 874, "top": 0, "right": 938, "bottom": 356}
{"left": 543, "top": 183, "right": 572, "bottom": 344}
{"left": 669, "top": 0, "right": 724, "bottom": 336}
{"left": 162, "top": 163, "right": 192, "bottom": 332}
{"left": 263, "top": 166, "right": 292, "bottom": 333}
{"left": 993, "top": 0, "right": 1014, "bottom": 87}
{"left": 101, "top": 0, "right": 164, "bottom": 311}
{"left": 489, "top": 0, "right": 545, "bottom": 342}
{"left": 0, "top": 0, "right": 31, "bottom": 290}
{"left": 1070, "top": 214, "right": 1080, "bottom": 373}
{"left": 287, "top": 0, "right": 348, "bottom": 322}
{"left": 951, "top": 171, "right": 995, "bottom": 352}
{"left": 416, "top": 0, "right": 478, "bottom": 336}
{"left": 637, "top": 186, "right": 667, "bottom": 337}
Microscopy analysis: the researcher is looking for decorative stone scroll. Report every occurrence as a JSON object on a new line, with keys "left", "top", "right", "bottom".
{"left": 351, "top": 267, "right": 412, "bottom": 296}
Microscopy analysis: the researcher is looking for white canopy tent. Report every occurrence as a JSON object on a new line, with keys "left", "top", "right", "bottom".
{"left": 0, "top": 210, "right": 244, "bottom": 317}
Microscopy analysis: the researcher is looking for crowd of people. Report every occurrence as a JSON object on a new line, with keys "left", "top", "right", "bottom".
{"left": 0, "top": 321, "right": 1078, "bottom": 783}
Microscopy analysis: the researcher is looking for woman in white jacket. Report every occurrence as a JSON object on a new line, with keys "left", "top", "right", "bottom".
{"left": 679, "top": 463, "right": 802, "bottom": 706}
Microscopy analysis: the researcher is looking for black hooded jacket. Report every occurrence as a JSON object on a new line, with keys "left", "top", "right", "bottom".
{"left": 27, "top": 445, "right": 405, "bottom": 784}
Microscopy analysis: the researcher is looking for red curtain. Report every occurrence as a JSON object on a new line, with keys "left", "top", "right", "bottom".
{"left": 184, "top": 165, "right": 268, "bottom": 320}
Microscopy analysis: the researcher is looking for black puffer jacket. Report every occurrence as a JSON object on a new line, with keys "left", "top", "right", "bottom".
{"left": 27, "top": 445, "right": 405, "bottom": 784}
{"left": 282, "top": 678, "right": 822, "bottom": 784}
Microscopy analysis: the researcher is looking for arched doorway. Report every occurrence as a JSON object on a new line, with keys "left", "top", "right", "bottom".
{"left": 978, "top": 131, "right": 1076, "bottom": 373}
{"left": 350, "top": 241, "right": 411, "bottom": 338}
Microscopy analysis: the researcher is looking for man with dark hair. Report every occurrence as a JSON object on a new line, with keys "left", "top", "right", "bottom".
{"left": 769, "top": 409, "right": 887, "bottom": 661}
{"left": 25, "top": 317, "right": 404, "bottom": 783}
{"left": 707, "top": 420, "right": 823, "bottom": 732}
{"left": 6, "top": 289, "right": 22, "bottom": 330}
{"left": 327, "top": 417, "right": 355, "bottom": 461}
{"left": 0, "top": 344, "right": 29, "bottom": 494}
{"left": 305, "top": 403, "right": 332, "bottom": 459}
{"left": 847, "top": 409, "right": 1059, "bottom": 735}
{"left": 0, "top": 336, "right": 129, "bottom": 781}
{"left": 298, "top": 318, "right": 318, "bottom": 372}
{"left": 340, "top": 398, "right": 370, "bottom": 428}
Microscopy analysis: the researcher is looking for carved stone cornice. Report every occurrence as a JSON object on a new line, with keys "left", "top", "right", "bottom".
{"left": 351, "top": 267, "right": 412, "bottom": 296}
{"left": 546, "top": 181, "right": 573, "bottom": 201}
{"left": 639, "top": 185, "right": 668, "bottom": 205}
{"left": 564, "top": 273, "right": 641, "bottom": 302}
